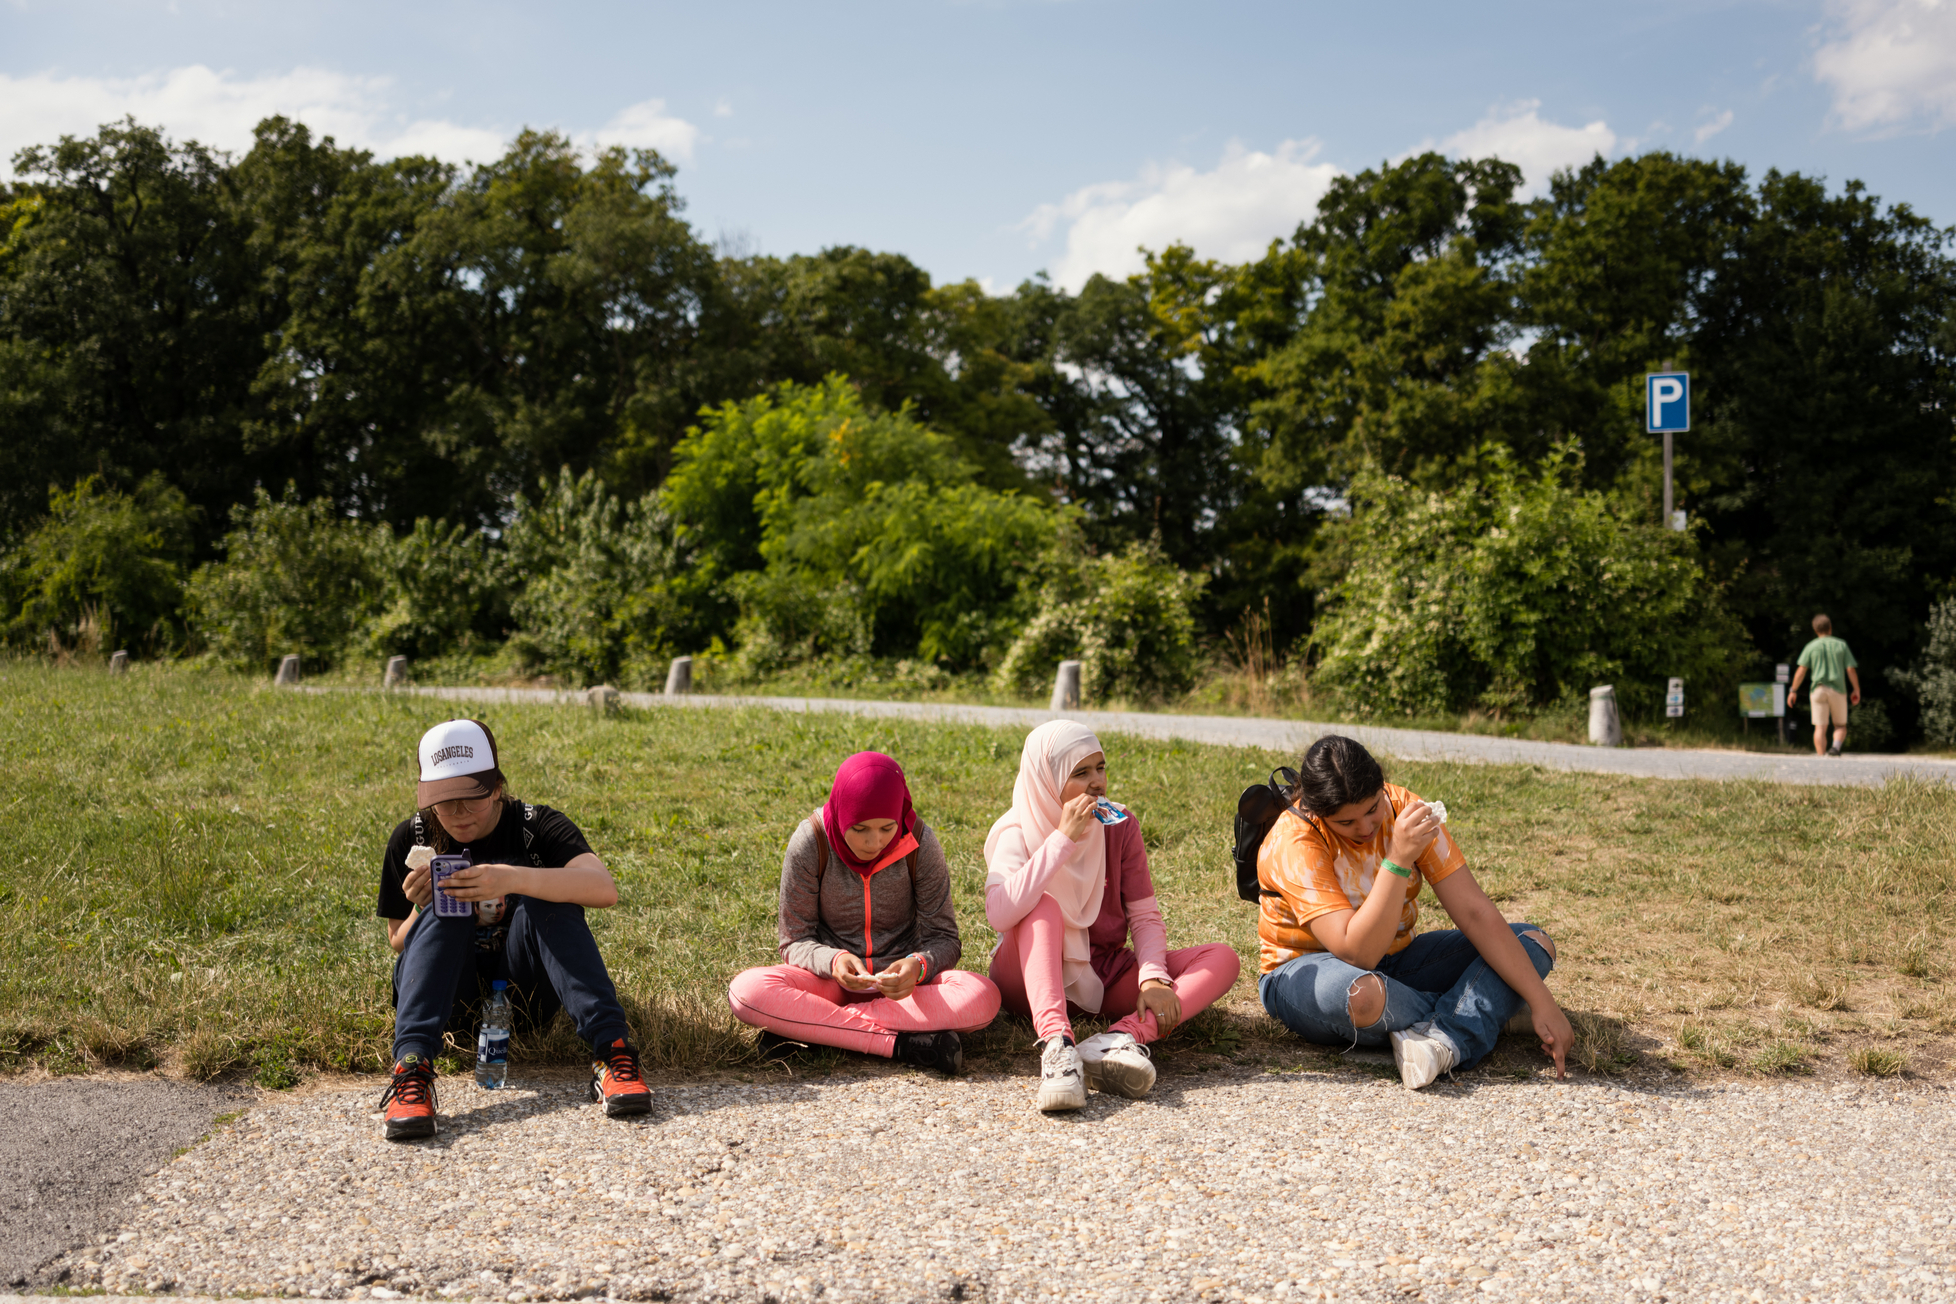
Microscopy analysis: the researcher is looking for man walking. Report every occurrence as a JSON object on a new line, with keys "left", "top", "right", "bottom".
{"left": 1786, "top": 614, "right": 1862, "bottom": 757}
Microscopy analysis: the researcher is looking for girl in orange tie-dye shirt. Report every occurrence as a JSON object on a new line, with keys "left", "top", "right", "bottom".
{"left": 1255, "top": 735, "right": 1573, "bottom": 1090}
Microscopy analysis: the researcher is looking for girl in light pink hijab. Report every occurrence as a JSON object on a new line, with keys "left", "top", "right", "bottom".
{"left": 985, "top": 721, "right": 1241, "bottom": 1111}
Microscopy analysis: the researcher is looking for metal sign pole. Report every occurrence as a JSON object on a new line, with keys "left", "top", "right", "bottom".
{"left": 1663, "top": 430, "right": 1673, "bottom": 528}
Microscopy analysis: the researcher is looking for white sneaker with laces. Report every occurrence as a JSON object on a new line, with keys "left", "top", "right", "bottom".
{"left": 1036, "top": 1037, "right": 1087, "bottom": 1112}
{"left": 1389, "top": 1022, "right": 1458, "bottom": 1091}
{"left": 1077, "top": 1031, "right": 1156, "bottom": 1099}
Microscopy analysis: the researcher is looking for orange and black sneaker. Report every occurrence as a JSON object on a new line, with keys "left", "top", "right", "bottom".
{"left": 590, "top": 1037, "right": 652, "bottom": 1117}
{"left": 379, "top": 1054, "right": 438, "bottom": 1141}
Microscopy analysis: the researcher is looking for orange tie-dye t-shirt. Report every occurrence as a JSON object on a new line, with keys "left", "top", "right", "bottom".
{"left": 1255, "top": 782, "right": 1467, "bottom": 974}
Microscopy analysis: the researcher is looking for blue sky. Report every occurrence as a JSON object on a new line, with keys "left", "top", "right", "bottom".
{"left": 4, "top": 1, "right": 1953, "bottom": 291}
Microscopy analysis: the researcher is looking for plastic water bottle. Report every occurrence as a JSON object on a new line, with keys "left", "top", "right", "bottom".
{"left": 476, "top": 980, "right": 510, "bottom": 1089}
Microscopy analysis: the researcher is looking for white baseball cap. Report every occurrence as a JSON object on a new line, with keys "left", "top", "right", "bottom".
{"left": 416, "top": 719, "right": 505, "bottom": 806}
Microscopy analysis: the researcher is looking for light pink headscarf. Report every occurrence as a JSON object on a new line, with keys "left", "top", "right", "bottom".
{"left": 984, "top": 720, "right": 1109, "bottom": 1010}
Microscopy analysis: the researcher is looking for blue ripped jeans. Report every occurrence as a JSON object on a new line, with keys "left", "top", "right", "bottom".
{"left": 1258, "top": 924, "right": 1553, "bottom": 1070}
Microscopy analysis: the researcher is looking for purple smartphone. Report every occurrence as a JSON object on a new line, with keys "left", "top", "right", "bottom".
{"left": 430, "top": 852, "right": 475, "bottom": 918}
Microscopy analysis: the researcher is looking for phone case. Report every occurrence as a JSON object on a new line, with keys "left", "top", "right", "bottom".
{"left": 430, "top": 852, "right": 475, "bottom": 918}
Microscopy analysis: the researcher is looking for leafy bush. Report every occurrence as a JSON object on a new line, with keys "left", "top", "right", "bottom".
{"left": 1894, "top": 597, "right": 1956, "bottom": 749}
{"left": 1846, "top": 699, "right": 1896, "bottom": 753}
{"left": 504, "top": 468, "right": 683, "bottom": 687}
{"left": 1313, "top": 451, "right": 1752, "bottom": 719}
{"left": 185, "top": 488, "right": 391, "bottom": 672}
{"left": 1, "top": 474, "right": 196, "bottom": 654}
{"left": 995, "top": 533, "right": 1208, "bottom": 704}
{"left": 666, "top": 377, "right": 1054, "bottom": 670}
{"left": 362, "top": 518, "right": 510, "bottom": 661}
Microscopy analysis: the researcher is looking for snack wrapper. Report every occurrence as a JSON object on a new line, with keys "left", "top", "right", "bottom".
{"left": 1427, "top": 801, "right": 1449, "bottom": 824}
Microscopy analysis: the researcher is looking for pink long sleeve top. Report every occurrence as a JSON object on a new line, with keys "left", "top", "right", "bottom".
{"left": 985, "top": 814, "right": 1175, "bottom": 995}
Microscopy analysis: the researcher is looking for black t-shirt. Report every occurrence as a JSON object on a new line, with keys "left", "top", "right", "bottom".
{"left": 376, "top": 801, "right": 596, "bottom": 920}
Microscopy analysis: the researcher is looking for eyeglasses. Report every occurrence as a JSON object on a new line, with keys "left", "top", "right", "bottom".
{"left": 433, "top": 794, "right": 496, "bottom": 817}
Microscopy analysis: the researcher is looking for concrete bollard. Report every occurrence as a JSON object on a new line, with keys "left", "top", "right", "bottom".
{"left": 1050, "top": 660, "right": 1083, "bottom": 712}
{"left": 274, "top": 654, "right": 302, "bottom": 687}
{"left": 586, "top": 684, "right": 621, "bottom": 714}
{"left": 664, "top": 655, "right": 693, "bottom": 697}
{"left": 1588, "top": 684, "right": 1622, "bottom": 747}
{"left": 383, "top": 656, "right": 409, "bottom": 690}
{"left": 108, "top": 650, "right": 130, "bottom": 676}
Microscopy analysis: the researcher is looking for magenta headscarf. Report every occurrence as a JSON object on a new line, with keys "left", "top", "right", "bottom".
{"left": 819, "top": 751, "right": 920, "bottom": 878}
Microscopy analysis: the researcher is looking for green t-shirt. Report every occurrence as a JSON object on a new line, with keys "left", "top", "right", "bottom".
{"left": 1797, "top": 636, "right": 1858, "bottom": 695}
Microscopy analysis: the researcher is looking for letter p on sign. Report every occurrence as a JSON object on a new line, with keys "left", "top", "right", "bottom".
{"left": 1646, "top": 372, "right": 1690, "bottom": 433}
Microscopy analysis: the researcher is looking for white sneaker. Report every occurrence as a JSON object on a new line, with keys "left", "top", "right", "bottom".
{"left": 1077, "top": 1031, "right": 1156, "bottom": 1099}
{"left": 1389, "top": 1022, "right": 1458, "bottom": 1091}
{"left": 1036, "top": 1038, "right": 1087, "bottom": 1112}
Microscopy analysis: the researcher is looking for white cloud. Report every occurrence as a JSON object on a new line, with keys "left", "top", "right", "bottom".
{"left": 1694, "top": 109, "right": 1735, "bottom": 144}
{"left": 1814, "top": 0, "right": 1956, "bottom": 133}
{"left": 1429, "top": 100, "right": 1616, "bottom": 192}
{"left": 0, "top": 65, "right": 698, "bottom": 177}
{"left": 1020, "top": 139, "right": 1341, "bottom": 291}
{"left": 585, "top": 98, "right": 699, "bottom": 160}
{"left": 713, "top": 97, "right": 734, "bottom": 118}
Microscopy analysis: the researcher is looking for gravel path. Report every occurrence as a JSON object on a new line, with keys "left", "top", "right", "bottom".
{"left": 42, "top": 1063, "right": 1955, "bottom": 1303}
{"left": 340, "top": 685, "right": 1956, "bottom": 790}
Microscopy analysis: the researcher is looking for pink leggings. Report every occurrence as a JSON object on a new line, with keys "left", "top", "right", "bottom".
{"left": 727, "top": 965, "right": 1002, "bottom": 1057}
{"left": 988, "top": 894, "right": 1243, "bottom": 1044}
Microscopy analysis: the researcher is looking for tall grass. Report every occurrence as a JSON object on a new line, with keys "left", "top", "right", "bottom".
{"left": 3, "top": 661, "right": 1953, "bottom": 1082}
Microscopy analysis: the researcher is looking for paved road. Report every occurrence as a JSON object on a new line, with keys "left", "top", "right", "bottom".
{"left": 0, "top": 1077, "right": 241, "bottom": 1289}
{"left": 349, "top": 684, "right": 1956, "bottom": 789}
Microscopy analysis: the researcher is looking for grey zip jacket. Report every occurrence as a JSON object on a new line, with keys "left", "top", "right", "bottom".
{"left": 778, "top": 817, "right": 962, "bottom": 980}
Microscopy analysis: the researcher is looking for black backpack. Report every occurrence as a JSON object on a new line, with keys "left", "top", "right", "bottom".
{"left": 1232, "top": 767, "right": 1312, "bottom": 903}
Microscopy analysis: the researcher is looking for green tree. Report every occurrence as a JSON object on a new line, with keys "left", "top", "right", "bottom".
{"left": 995, "top": 532, "right": 1209, "bottom": 704}
{"left": 664, "top": 378, "right": 1054, "bottom": 667}
{"left": 1, "top": 474, "right": 197, "bottom": 653}
{"left": 504, "top": 468, "right": 682, "bottom": 686}
{"left": 1248, "top": 153, "right": 1529, "bottom": 491}
{"left": 184, "top": 488, "right": 389, "bottom": 672}
{"left": 1313, "top": 453, "right": 1750, "bottom": 720}
{"left": 0, "top": 119, "right": 267, "bottom": 543}
{"left": 1689, "top": 172, "right": 1956, "bottom": 692}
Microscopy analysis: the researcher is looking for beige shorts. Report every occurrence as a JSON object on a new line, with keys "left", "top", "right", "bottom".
{"left": 1810, "top": 685, "right": 1849, "bottom": 728}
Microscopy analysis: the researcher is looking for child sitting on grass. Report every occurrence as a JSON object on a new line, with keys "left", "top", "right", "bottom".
{"left": 985, "top": 721, "right": 1242, "bottom": 1111}
{"left": 727, "top": 751, "right": 1000, "bottom": 1074}
{"left": 376, "top": 718, "right": 650, "bottom": 1140}
{"left": 1256, "top": 734, "right": 1573, "bottom": 1089}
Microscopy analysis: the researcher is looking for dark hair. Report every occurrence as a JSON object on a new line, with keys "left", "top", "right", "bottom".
{"left": 1291, "top": 735, "right": 1387, "bottom": 816}
{"left": 1813, "top": 613, "right": 1832, "bottom": 636}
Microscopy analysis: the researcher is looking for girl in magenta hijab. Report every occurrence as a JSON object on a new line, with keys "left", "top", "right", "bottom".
{"left": 728, "top": 751, "right": 1000, "bottom": 1074}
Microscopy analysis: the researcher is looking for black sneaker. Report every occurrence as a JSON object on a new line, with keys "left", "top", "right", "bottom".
{"left": 893, "top": 1030, "right": 964, "bottom": 1077}
{"left": 379, "top": 1055, "right": 438, "bottom": 1141}
{"left": 757, "top": 1031, "right": 809, "bottom": 1062}
{"left": 1826, "top": 743, "right": 1844, "bottom": 757}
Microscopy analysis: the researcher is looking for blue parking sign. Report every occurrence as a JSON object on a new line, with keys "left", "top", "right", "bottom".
{"left": 1647, "top": 371, "right": 1690, "bottom": 433}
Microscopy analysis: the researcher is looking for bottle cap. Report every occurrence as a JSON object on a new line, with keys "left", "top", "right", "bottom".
{"left": 492, "top": 979, "right": 508, "bottom": 991}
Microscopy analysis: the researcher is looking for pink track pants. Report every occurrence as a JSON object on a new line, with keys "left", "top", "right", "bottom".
{"left": 726, "top": 965, "right": 1002, "bottom": 1057}
{"left": 988, "top": 893, "right": 1242, "bottom": 1044}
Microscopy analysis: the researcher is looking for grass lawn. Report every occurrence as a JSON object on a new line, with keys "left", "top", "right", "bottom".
{"left": 3, "top": 662, "right": 1952, "bottom": 1088}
